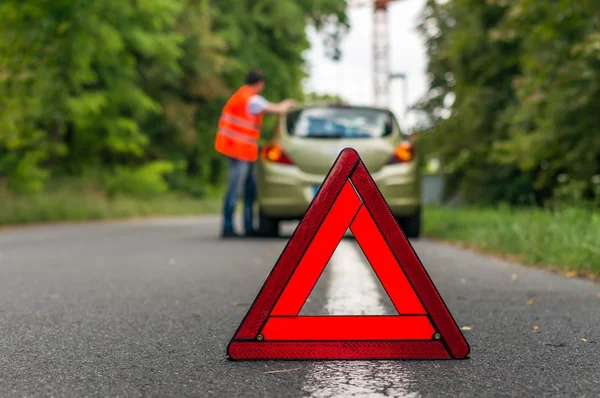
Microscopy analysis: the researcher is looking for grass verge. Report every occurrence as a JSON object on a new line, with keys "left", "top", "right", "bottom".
{"left": 423, "top": 206, "right": 600, "bottom": 277}
{"left": 2, "top": 184, "right": 598, "bottom": 278}
{"left": 0, "top": 190, "right": 220, "bottom": 227}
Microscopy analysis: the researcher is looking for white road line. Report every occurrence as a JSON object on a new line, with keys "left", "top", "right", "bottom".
{"left": 302, "top": 240, "right": 420, "bottom": 398}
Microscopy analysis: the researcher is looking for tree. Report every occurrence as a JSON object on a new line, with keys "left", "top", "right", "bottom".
{"left": 415, "top": 0, "right": 599, "bottom": 206}
{"left": 415, "top": 0, "right": 525, "bottom": 204}
{"left": 0, "top": 0, "right": 348, "bottom": 194}
{"left": 491, "top": 0, "right": 600, "bottom": 205}
{"left": 304, "top": 92, "right": 345, "bottom": 103}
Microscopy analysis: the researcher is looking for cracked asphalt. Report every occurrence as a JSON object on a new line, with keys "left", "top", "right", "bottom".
{"left": 0, "top": 216, "right": 598, "bottom": 397}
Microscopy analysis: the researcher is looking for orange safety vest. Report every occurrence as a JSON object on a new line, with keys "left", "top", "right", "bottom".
{"left": 214, "top": 85, "right": 264, "bottom": 162}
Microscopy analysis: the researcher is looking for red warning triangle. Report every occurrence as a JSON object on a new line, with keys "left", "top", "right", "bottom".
{"left": 227, "top": 148, "right": 470, "bottom": 360}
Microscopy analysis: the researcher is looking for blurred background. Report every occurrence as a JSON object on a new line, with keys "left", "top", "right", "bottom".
{"left": 0, "top": 0, "right": 598, "bottom": 274}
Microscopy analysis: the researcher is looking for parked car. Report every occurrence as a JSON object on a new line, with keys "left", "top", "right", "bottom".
{"left": 255, "top": 103, "right": 421, "bottom": 238}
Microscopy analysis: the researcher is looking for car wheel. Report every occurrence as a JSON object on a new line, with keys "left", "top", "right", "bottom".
{"left": 396, "top": 208, "right": 421, "bottom": 239}
{"left": 258, "top": 211, "right": 280, "bottom": 237}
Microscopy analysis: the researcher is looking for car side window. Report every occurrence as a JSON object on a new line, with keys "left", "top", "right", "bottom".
{"left": 285, "top": 110, "right": 302, "bottom": 134}
{"left": 383, "top": 112, "right": 394, "bottom": 137}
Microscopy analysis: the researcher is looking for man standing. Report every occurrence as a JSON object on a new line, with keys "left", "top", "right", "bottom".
{"left": 215, "top": 68, "right": 296, "bottom": 238}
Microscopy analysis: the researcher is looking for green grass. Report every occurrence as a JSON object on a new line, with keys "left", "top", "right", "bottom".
{"left": 423, "top": 206, "right": 600, "bottom": 276}
{"left": 0, "top": 183, "right": 221, "bottom": 227}
{"left": 2, "top": 179, "right": 598, "bottom": 277}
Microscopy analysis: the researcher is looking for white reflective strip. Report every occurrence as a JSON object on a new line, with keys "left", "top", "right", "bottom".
{"left": 218, "top": 127, "right": 257, "bottom": 144}
{"left": 220, "top": 113, "right": 260, "bottom": 129}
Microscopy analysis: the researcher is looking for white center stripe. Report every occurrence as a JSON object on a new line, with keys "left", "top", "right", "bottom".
{"left": 302, "top": 239, "right": 420, "bottom": 398}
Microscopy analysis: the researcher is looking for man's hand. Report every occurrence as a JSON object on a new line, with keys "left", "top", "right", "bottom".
{"left": 282, "top": 99, "right": 299, "bottom": 109}
{"left": 264, "top": 99, "right": 299, "bottom": 114}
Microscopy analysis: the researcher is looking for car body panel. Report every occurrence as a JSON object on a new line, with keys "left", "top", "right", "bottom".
{"left": 256, "top": 104, "right": 421, "bottom": 221}
{"left": 283, "top": 137, "right": 394, "bottom": 175}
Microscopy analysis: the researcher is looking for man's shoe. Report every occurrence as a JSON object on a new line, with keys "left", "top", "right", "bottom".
{"left": 221, "top": 229, "right": 241, "bottom": 238}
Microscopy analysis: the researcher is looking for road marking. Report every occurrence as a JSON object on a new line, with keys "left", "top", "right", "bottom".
{"left": 264, "top": 367, "right": 301, "bottom": 375}
{"left": 302, "top": 239, "right": 419, "bottom": 398}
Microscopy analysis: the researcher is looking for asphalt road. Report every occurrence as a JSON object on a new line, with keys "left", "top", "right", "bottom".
{"left": 0, "top": 216, "right": 598, "bottom": 397}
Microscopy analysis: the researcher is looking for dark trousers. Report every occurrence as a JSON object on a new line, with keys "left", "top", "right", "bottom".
{"left": 222, "top": 156, "right": 256, "bottom": 233}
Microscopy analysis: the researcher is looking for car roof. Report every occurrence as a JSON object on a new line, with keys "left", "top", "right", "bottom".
{"left": 295, "top": 102, "right": 392, "bottom": 113}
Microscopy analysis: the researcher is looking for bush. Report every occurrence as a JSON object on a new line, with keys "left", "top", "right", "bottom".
{"left": 6, "top": 151, "right": 49, "bottom": 194}
{"left": 164, "top": 170, "right": 207, "bottom": 198}
{"left": 104, "top": 161, "right": 174, "bottom": 198}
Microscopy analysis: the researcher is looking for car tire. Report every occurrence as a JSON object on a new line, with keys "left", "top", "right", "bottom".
{"left": 396, "top": 208, "right": 421, "bottom": 239}
{"left": 258, "top": 211, "right": 280, "bottom": 237}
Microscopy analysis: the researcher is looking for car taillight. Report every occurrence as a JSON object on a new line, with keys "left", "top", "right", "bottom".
{"left": 388, "top": 141, "right": 415, "bottom": 164}
{"left": 262, "top": 144, "right": 294, "bottom": 165}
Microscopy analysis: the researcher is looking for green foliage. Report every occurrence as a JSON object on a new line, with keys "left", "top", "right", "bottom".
{"left": 416, "top": 0, "right": 600, "bottom": 206}
{"left": 424, "top": 206, "right": 600, "bottom": 275}
{"left": 0, "top": 184, "right": 220, "bottom": 226}
{"left": 0, "top": 0, "right": 347, "bottom": 196}
{"left": 104, "top": 161, "right": 175, "bottom": 198}
{"left": 164, "top": 166, "right": 208, "bottom": 198}
{"left": 6, "top": 151, "right": 50, "bottom": 194}
{"left": 304, "top": 91, "right": 345, "bottom": 104}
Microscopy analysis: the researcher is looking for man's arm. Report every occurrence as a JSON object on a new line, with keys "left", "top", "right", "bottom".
{"left": 263, "top": 99, "right": 298, "bottom": 114}
{"left": 249, "top": 96, "right": 297, "bottom": 116}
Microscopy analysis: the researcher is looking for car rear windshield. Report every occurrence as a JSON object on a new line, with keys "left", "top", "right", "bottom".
{"left": 286, "top": 107, "right": 392, "bottom": 139}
